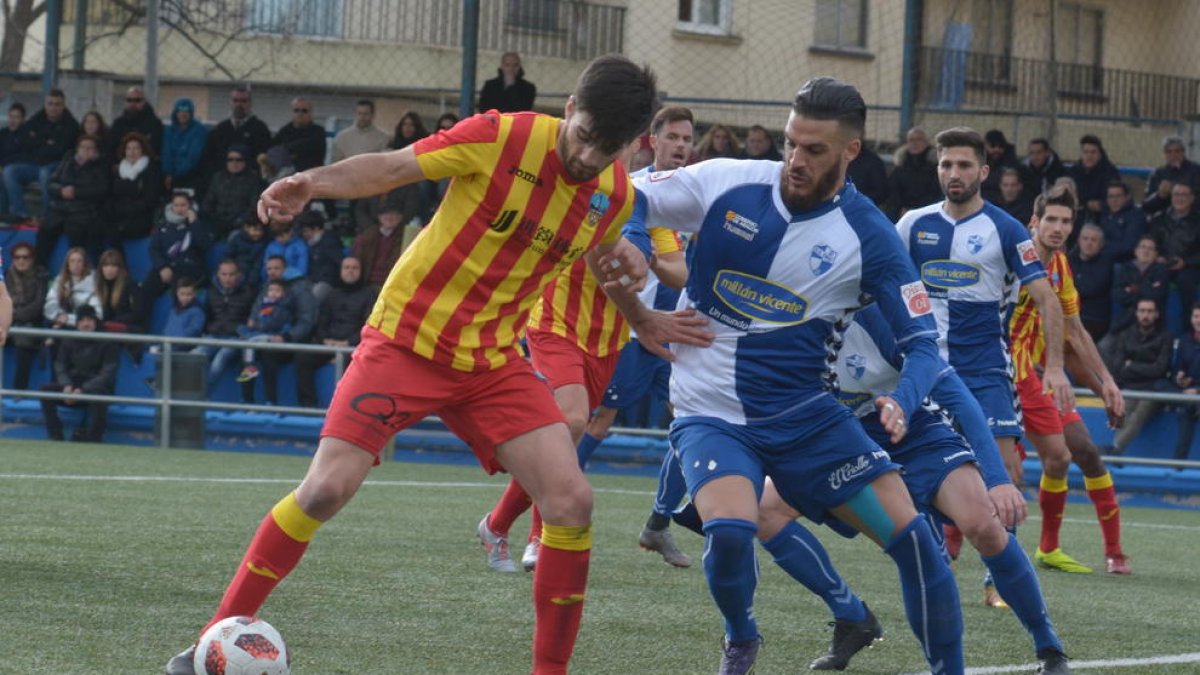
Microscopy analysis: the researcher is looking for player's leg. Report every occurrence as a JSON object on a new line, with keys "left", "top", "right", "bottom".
{"left": 830, "top": 473, "right": 964, "bottom": 675}
{"left": 638, "top": 444, "right": 692, "bottom": 567}
{"left": 1064, "top": 420, "right": 1130, "bottom": 574}
{"left": 673, "top": 418, "right": 764, "bottom": 673}
{"left": 757, "top": 478, "right": 880, "bottom": 671}
{"left": 933, "top": 464, "right": 1068, "bottom": 668}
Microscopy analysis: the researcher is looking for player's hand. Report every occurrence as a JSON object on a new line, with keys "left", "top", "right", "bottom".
{"left": 632, "top": 309, "right": 714, "bottom": 361}
{"left": 988, "top": 483, "right": 1027, "bottom": 529}
{"left": 1042, "top": 366, "right": 1075, "bottom": 414}
{"left": 1101, "top": 378, "right": 1125, "bottom": 429}
{"left": 875, "top": 396, "right": 907, "bottom": 444}
{"left": 258, "top": 172, "right": 315, "bottom": 224}
{"left": 596, "top": 238, "right": 649, "bottom": 293}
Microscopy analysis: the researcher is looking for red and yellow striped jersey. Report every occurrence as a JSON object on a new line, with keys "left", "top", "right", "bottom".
{"left": 365, "top": 112, "right": 633, "bottom": 372}
{"left": 527, "top": 227, "right": 683, "bottom": 357}
{"left": 1010, "top": 249, "right": 1078, "bottom": 382}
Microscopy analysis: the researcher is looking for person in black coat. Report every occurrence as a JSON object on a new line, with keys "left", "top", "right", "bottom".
{"left": 6, "top": 242, "right": 49, "bottom": 391}
{"left": 39, "top": 134, "right": 109, "bottom": 263}
{"left": 982, "top": 129, "right": 1036, "bottom": 205}
{"left": 1023, "top": 137, "right": 1067, "bottom": 195}
{"left": 201, "top": 143, "right": 264, "bottom": 239}
{"left": 107, "top": 86, "right": 164, "bottom": 159}
{"left": 108, "top": 132, "right": 162, "bottom": 242}
{"left": 1097, "top": 180, "right": 1145, "bottom": 264}
{"left": 846, "top": 143, "right": 889, "bottom": 207}
{"left": 477, "top": 52, "right": 537, "bottom": 113}
{"left": 39, "top": 305, "right": 118, "bottom": 442}
{"left": 1111, "top": 235, "right": 1170, "bottom": 333}
{"left": 887, "top": 127, "right": 941, "bottom": 220}
{"left": 994, "top": 166, "right": 1033, "bottom": 226}
{"left": 199, "top": 258, "right": 256, "bottom": 385}
{"left": 296, "top": 209, "right": 343, "bottom": 303}
{"left": 294, "top": 256, "right": 375, "bottom": 407}
{"left": 1143, "top": 135, "right": 1200, "bottom": 220}
{"left": 1068, "top": 224, "right": 1115, "bottom": 341}
{"left": 269, "top": 97, "right": 326, "bottom": 172}
{"left": 3, "top": 89, "right": 79, "bottom": 218}
{"left": 200, "top": 85, "right": 272, "bottom": 187}
{"left": 140, "top": 191, "right": 212, "bottom": 321}
{"left": 1066, "top": 134, "right": 1121, "bottom": 224}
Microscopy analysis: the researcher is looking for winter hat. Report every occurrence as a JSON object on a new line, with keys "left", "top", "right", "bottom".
{"left": 226, "top": 143, "right": 251, "bottom": 159}
{"left": 76, "top": 305, "right": 99, "bottom": 321}
{"left": 172, "top": 98, "right": 196, "bottom": 115}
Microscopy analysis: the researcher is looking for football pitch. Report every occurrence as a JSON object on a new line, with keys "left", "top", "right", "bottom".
{"left": 1, "top": 440, "right": 1198, "bottom": 674}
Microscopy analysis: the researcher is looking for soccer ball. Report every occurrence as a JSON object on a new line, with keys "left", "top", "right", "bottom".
{"left": 193, "top": 616, "right": 290, "bottom": 675}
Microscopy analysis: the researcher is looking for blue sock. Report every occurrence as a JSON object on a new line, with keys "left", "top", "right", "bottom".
{"left": 761, "top": 521, "right": 867, "bottom": 622}
{"left": 982, "top": 533, "right": 1063, "bottom": 655}
{"left": 702, "top": 518, "right": 760, "bottom": 642}
{"left": 653, "top": 449, "right": 688, "bottom": 517}
{"left": 885, "top": 516, "right": 964, "bottom": 675}
{"left": 576, "top": 433, "right": 602, "bottom": 468}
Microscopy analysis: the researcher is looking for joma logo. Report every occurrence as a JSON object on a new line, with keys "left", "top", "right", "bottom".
{"left": 508, "top": 165, "right": 544, "bottom": 187}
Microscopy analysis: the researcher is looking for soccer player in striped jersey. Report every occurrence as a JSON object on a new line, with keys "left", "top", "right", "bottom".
{"left": 607, "top": 78, "right": 964, "bottom": 675}
{"left": 1010, "top": 186, "right": 1130, "bottom": 575}
{"left": 166, "top": 55, "right": 668, "bottom": 675}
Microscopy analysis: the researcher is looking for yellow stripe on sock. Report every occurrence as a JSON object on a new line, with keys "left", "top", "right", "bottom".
{"left": 245, "top": 562, "right": 280, "bottom": 580}
{"left": 550, "top": 594, "right": 586, "bottom": 606}
{"left": 540, "top": 523, "right": 593, "bottom": 552}
{"left": 1040, "top": 474, "right": 1069, "bottom": 493}
{"left": 270, "top": 492, "right": 323, "bottom": 543}
{"left": 1084, "top": 472, "right": 1114, "bottom": 491}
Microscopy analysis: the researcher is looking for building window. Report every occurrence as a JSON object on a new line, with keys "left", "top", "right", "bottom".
{"left": 1057, "top": 3, "right": 1104, "bottom": 95}
{"left": 677, "top": 0, "right": 731, "bottom": 36}
{"left": 968, "top": 0, "right": 1013, "bottom": 83}
{"left": 814, "top": 0, "right": 867, "bottom": 51}
{"left": 249, "top": 0, "right": 342, "bottom": 38}
{"left": 507, "top": 0, "right": 561, "bottom": 32}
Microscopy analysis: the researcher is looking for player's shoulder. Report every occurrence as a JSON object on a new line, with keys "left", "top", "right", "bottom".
{"left": 895, "top": 201, "right": 945, "bottom": 231}
{"left": 839, "top": 185, "right": 904, "bottom": 244}
{"left": 635, "top": 157, "right": 777, "bottom": 191}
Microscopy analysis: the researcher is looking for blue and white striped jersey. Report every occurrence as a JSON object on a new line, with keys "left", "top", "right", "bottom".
{"left": 895, "top": 201, "right": 1046, "bottom": 377}
{"left": 631, "top": 158, "right": 940, "bottom": 425}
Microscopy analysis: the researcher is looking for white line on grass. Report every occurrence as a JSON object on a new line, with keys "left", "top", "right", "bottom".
{"left": 901, "top": 651, "right": 1200, "bottom": 674}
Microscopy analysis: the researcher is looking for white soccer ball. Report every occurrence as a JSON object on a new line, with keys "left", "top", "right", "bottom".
{"left": 193, "top": 616, "right": 290, "bottom": 675}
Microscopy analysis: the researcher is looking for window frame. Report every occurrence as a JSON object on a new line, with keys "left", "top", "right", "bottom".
{"left": 812, "top": 0, "right": 869, "bottom": 52}
{"left": 675, "top": 0, "right": 733, "bottom": 37}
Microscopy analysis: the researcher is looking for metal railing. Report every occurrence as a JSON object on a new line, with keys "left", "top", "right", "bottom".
{"left": 916, "top": 46, "right": 1200, "bottom": 122}
{"left": 3, "top": 326, "right": 1199, "bottom": 471}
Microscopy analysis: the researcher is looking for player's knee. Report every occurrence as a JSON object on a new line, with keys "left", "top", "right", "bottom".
{"left": 563, "top": 410, "right": 589, "bottom": 443}
{"left": 957, "top": 511, "right": 1006, "bottom": 557}
{"left": 1042, "top": 448, "right": 1071, "bottom": 477}
{"left": 756, "top": 495, "right": 797, "bottom": 541}
{"left": 295, "top": 474, "right": 357, "bottom": 519}
{"left": 538, "top": 481, "right": 593, "bottom": 526}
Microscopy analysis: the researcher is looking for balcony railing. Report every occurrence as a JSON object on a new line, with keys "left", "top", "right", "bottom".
{"left": 917, "top": 46, "right": 1200, "bottom": 122}
{"left": 72, "top": 0, "right": 624, "bottom": 61}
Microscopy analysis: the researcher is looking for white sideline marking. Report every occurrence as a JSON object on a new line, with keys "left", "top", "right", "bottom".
{"left": 901, "top": 651, "right": 1200, "bottom": 674}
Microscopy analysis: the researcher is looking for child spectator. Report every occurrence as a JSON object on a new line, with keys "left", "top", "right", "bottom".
{"left": 226, "top": 214, "right": 268, "bottom": 291}
{"left": 163, "top": 277, "right": 205, "bottom": 339}
{"left": 1112, "top": 235, "right": 1169, "bottom": 333}
{"left": 262, "top": 219, "right": 307, "bottom": 283}
{"left": 236, "top": 279, "right": 292, "bottom": 386}
{"left": 296, "top": 209, "right": 342, "bottom": 303}
{"left": 7, "top": 242, "right": 49, "bottom": 390}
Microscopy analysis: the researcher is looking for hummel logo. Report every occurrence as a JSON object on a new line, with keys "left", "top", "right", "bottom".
{"left": 490, "top": 210, "right": 518, "bottom": 232}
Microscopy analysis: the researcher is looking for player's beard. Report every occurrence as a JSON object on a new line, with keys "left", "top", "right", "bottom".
{"left": 942, "top": 177, "right": 981, "bottom": 205}
{"left": 780, "top": 163, "right": 843, "bottom": 212}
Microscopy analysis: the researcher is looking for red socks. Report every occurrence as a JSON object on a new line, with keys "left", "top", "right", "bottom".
{"left": 1085, "top": 472, "right": 1123, "bottom": 556}
{"left": 532, "top": 523, "right": 592, "bottom": 674}
{"left": 1038, "top": 474, "right": 1068, "bottom": 553}
{"left": 204, "top": 492, "right": 322, "bottom": 635}
{"left": 489, "top": 479, "right": 533, "bottom": 538}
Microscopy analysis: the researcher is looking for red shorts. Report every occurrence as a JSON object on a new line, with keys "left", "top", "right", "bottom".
{"left": 322, "top": 326, "right": 565, "bottom": 473}
{"left": 526, "top": 329, "right": 620, "bottom": 410}
{"left": 1016, "top": 369, "right": 1083, "bottom": 436}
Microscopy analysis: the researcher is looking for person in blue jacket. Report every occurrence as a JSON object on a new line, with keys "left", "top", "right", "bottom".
{"left": 161, "top": 97, "right": 207, "bottom": 193}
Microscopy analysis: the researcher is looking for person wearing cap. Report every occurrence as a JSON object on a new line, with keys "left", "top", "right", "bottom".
{"left": 296, "top": 209, "right": 343, "bottom": 303}
{"left": 39, "top": 304, "right": 118, "bottom": 442}
{"left": 202, "top": 142, "right": 265, "bottom": 239}
{"left": 162, "top": 97, "right": 208, "bottom": 193}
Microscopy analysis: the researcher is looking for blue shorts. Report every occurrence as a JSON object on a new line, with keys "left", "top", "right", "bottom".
{"left": 862, "top": 410, "right": 978, "bottom": 525}
{"left": 603, "top": 339, "right": 670, "bottom": 410}
{"left": 958, "top": 371, "right": 1022, "bottom": 439}
{"left": 669, "top": 398, "right": 901, "bottom": 528}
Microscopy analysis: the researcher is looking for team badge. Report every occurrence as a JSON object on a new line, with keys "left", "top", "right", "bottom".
{"left": 809, "top": 244, "right": 838, "bottom": 276}
{"left": 900, "top": 280, "right": 933, "bottom": 317}
{"left": 1016, "top": 239, "right": 1039, "bottom": 264}
{"left": 967, "top": 233, "right": 985, "bottom": 254}
{"left": 845, "top": 354, "right": 866, "bottom": 380}
{"left": 586, "top": 193, "right": 610, "bottom": 225}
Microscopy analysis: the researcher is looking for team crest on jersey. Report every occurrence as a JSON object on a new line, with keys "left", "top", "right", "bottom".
{"left": 900, "top": 279, "right": 933, "bottom": 316}
{"left": 916, "top": 230, "right": 940, "bottom": 245}
{"left": 809, "top": 244, "right": 838, "bottom": 276}
{"left": 967, "top": 233, "right": 985, "bottom": 254}
{"left": 845, "top": 354, "right": 867, "bottom": 380}
{"left": 586, "top": 193, "right": 610, "bottom": 225}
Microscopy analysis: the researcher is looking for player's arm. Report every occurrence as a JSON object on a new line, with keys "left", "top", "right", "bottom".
{"left": 1024, "top": 277, "right": 1075, "bottom": 412}
{"left": 653, "top": 251, "right": 687, "bottom": 290}
{"left": 1065, "top": 313, "right": 1125, "bottom": 426}
{"left": 0, "top": 281, "right": 11, "bottom": 346}
{"left": 259, "top": 146, "right": 426, "bottom": 222}
{"left": 868, "top": 285, "right": 941, "bottom": 442}
{"left": 930, "top": 368, "right": 1027, "bottom": 527}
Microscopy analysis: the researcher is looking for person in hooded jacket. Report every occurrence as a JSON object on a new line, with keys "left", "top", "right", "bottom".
{"left": 294, "top": 256, "right": 375, "bottom": 407}
{"left": 108, "top": 132, "right": 162, "bottom": 243}
{"left": 161, "top": 97, "right": 207, "bottom": 193}
{"left": 140, "top": 191, "right": 212, "bottom": 322}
